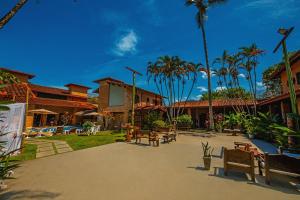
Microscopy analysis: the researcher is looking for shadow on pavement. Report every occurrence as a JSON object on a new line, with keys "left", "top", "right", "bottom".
{"left": 0, "top": 190, "right": 60, "bottom": 200}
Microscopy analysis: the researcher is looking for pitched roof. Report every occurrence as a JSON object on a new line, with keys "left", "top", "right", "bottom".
{"left": 29, "top": 84, "right": 70, "bottom": 96}
{"left": 64, "top": 83, "right": 91, "bottom": 90}
{"left": 93, "top": 77, "right": 163, "bottom": 97}
{"left": 259, "top": 88, "right": 300, "bottom": 106}
{"left": 29, "top": 84, "right": 87, "bottom": 99}
{"left": 0, "top": 68, "right": 35, "bottom": 79}
{"left": 174, "top": 99, "right": 255, "bottom": 108}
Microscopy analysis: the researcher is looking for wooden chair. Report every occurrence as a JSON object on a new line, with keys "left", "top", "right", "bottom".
{"left": 234, "top": 142, "right": 258, "bottom": 152}
{"left": 224, "top": 148, "right": 255, "bottom": 182}
{"left": 149, "top": 132, "right": 160, "bottom": 147}
{"left": 263, "top": 153, "right": 300, "bottom": 185}
{"left": 135, "top": 130, "right": 150, "bottom": 144}
{"left": 162, "top": 132, "right": 176, "bottom": 143}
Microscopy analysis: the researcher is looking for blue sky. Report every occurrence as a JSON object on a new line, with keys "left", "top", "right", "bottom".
{"left": 1, "top": 0, "right": 300, "bottom": 99}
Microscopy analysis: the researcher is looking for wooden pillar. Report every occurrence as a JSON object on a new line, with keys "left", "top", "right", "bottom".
{"left": 187, "top": 108, "right": 192, "bottom": 116}
{"left": 280, "top": 101, "right": 286, "bottom": 123}
{"left": 195, "top": 108, "right": 199, "bottom": 128}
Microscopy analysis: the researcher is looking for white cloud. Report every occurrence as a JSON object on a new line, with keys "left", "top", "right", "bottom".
{"left": 257, "top": 81, "right": 266, "bottom": 91}
{"left": 200, "top": 71, "right": 215, "bottom": 79}
{"left": 215, "top": 86, "right": 226, "bottom": 91}
{"left": 196, "top": 94, "right": 203, "bottom": 99}
{"left": 238, "top": 73, "right": 246, "bottom": 78}
{"left": 197, "top": 86, "right": 208, "bottom": 92}
{"left": 113, "top": 30, "right": 138, "bottom": 56}
{"left": 256, "top": 81, "right": 264, "bottom": 87}
{"left": 238, "top": 0, "right": 299, "bottom": 18}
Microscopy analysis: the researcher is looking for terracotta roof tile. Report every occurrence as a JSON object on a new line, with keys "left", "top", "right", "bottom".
{"left": 174, "top": 99, "right": 255, "bottom": 108}
{"left": 30, "top": 98, "right": 96, "bottom": 110}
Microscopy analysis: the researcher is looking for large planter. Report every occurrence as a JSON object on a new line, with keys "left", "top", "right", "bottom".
{"left": 156, "top": 127, "right": 172, "bottom": 132}
{"left": 203, "top": 156, "right": 212, "bottom": 170}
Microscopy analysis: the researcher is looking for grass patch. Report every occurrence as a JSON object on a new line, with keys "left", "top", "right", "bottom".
{"left": 42, "top": 131, "right": 125, "bottom": 151}
{"left": 11, "top": 144, "right": 37, "bottom": 161}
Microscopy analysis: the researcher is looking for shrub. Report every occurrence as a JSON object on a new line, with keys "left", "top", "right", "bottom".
{"left": 143, "top": 111, "right": 162, "bottom": 130}
{"left": 177, "top": 115, "right": 193, "bottom": 127}
{"left": 152, "top": 120, "right": 166, "bottom": 129}
{"left": 224, "top": 113, "right": 239, "bottom": 129}
{"left": 83, "top": 121, "right": 94, "bottom": 132}
{"left": 214, "top": 113, "right": 225, "bottom": 132}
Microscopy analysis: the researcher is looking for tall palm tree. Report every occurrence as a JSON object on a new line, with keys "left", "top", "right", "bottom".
{"left": 239, "top": 44, "right": 264, "bottom": 116}
{"left": 0, "top": 0, "right": 28, "bottom": 29}
{"left": 185, "top": 0, "right": 227, "bottom": 130}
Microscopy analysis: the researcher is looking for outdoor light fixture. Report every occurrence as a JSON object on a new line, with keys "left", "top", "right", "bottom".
{"left": 278, "top": 28, "right": 289, "bottom": 36}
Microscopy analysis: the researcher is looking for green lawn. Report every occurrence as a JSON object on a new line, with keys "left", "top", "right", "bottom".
{"left": 42, "top": 131, "right": 126, "bottom": 150}
{"left": 11, "top": 144, "right": 37, "bottom": 161}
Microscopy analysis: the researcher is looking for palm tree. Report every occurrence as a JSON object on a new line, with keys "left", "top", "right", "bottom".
{"left": 0, "top": 0, "right": 28, "bottom": 29}
{"left": 185, "top": 0, "right": 227, "bottom": 130}
{"left": 239, "top": 44, "right": 264, "bottom": 116}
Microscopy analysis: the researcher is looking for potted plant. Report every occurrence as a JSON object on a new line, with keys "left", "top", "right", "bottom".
{"left": 201, "top": 142, "right": 214, "bottom": 170}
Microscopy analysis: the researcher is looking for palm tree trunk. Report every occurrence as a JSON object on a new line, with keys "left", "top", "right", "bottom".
{"left": 0, "top": 0, "right": 28, "bottom": 29}
{"left": 200, "top": 24, "right": 214, "bottom": 130}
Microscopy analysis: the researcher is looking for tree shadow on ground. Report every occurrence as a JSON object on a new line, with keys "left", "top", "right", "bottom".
{"left": 0, "top": 190, "right": 60, "bottom": 200}
{"left": 210, "top": 167, "right": 300, "bottom": 195}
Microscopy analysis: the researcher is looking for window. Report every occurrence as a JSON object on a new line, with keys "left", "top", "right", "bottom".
{"left": 297, "top": 72, "right": 300, "bottom": 85}
{"left": 153, "top": 99, "right": 158, "bottom": 105}
{"left": 135, "top": 95, "right": 140, "bottom": 103}
{"left": 146, "top": 98, "right": 150, "bottom": 104}
{"left": 109, "top": 84, "right": 124, "bottom": 106}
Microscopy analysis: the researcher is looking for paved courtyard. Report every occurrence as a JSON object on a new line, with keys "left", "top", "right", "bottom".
{"left": 1, "top": 134, "right": 299, "bottom": 200}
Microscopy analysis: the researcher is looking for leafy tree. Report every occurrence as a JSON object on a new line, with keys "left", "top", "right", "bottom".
{"left": 201, "top": 88, "right": 251, "bottom": 101}
{"left": 211, "top": 44, "right": 264, "bottom": 115}
{"left": 185, "top": 0, "right": 227, "bottom": 130}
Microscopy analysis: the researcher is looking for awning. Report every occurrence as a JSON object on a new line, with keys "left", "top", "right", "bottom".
{"left": 28, "top": 109, "right": 58, "bottom": 115}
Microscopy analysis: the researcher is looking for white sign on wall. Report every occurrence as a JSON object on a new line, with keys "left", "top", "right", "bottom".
{"left": 0, "top": 103, "right": 26, "bottom": 154}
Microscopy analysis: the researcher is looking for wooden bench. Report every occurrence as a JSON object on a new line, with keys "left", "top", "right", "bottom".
{"left": 224, "top": 148, "right": 255, "bottom": 182}
{"left": 262, "top": 153, "right": 300, "bottom": 185}
{"left": 162, "top": 132, "right": 176, "bottom": 144}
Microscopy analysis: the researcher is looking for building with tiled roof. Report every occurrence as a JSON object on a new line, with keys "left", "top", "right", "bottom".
{"left": 259, "top": 50, "right": 300, "bottom": 123}
{"left": 0, "top": 68, "right": 96, "bottom": 128}
{"left": 93, "top": 77, "right": 164, "bottom": 128}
